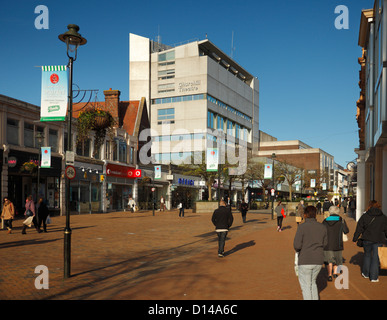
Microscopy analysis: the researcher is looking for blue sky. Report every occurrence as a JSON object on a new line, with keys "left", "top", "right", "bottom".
{"left": 0, "top": 0, "right": 373, "bottom": 167}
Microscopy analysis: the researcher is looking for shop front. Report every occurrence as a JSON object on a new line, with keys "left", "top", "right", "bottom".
{"left": 105, "top": 163, "right": 140, "bottom": 211}
{"left": 171, "top": 174, "right": 201, "bottom": 209}
{"left": 6, "top": 149, "right": 61, "bottom": 215}
{"left": 70, "top": 161, "right": 103, "bottom": 214}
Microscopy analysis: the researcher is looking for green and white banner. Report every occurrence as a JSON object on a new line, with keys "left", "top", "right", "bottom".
{"left": 206, "top": 148, "right": 218, "bottom": 172}
{"left": 40, "top": 65, "right": 68, "bottom": 121}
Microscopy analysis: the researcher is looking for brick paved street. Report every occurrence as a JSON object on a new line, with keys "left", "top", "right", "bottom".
{"left": 0, "top": 208, "right": 386, "bottom": 301}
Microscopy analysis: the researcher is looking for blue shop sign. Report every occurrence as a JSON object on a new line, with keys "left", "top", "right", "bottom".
{"left": 178, "top": 178, "right": 195, "bottom": 186}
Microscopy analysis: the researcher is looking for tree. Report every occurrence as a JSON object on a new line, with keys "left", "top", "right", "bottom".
{"left": 276, "top": 160, "right": 302, "bottom": 201}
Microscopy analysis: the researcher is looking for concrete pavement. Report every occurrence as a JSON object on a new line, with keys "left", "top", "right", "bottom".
{"left": 0, "top": 207, "right": 386, "bottom": 301}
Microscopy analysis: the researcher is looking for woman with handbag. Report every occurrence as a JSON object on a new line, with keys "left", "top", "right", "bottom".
{"left": 1, "top": 198, "right": 15, "bottom": 234}
{"left": 22, "top": 195, "right": 37, "bottom": 234}
{"left": 353, "top": 200, "right": 387, "bottom": 282}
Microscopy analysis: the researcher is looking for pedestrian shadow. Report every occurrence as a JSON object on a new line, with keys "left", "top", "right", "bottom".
{"left": 349, "top": 252, "right": 363, "bottom": 267}
{"left": 224, "top": 240, "right": 255, "bottom": 256}
{"left": 0, "top": 238, "right": 61, "bottom": 249}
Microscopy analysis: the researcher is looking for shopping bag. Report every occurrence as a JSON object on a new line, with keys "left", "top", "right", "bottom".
{"left": 281, "top": 207, "right": 286, "bottom": 218}
{"left": 378, "top": 247, "right": 387, "bottom": 269}
{"left": 294, "top": 252, "right": 299, "bottom": 276}
{"left": 46, "top": 216, "right": 51, "bottom": 224}
{"left": 23, "top": 216, "right": 34, "bottom": 227}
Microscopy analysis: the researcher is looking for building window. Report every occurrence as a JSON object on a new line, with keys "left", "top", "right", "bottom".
{"left": 158, "top": 69, "right": 175, "bottom": 81}
{"left": 227, "top": 120, "right": 234, "bottom": 136}
{"left": 76, "top": 139, "right": 90, "bottom": 157}
{"left": 49, "top": 129, "right": 58, "bottom": 152}
{"left": 158, "top": 108, "right": 175, "bottom": 123}
{"left": 217, "top": 116, "right": 224, "bottom": 131}
{"left": 119, "top": 140, "right": 127, "bottom": 163}
{"left": 158, "top": 83, "right": 175, "bottom": 93}
{"left": 158, "top": 50, "right": 175, "bottom": 62}
{"left": 207, "top": 111, "right": 214, "bottom": 129}
{"left": 24, "top": 123, "right": 35, "bottom": 148}
{"left": 7, "top": 118, "right": 19, "bottom": 145}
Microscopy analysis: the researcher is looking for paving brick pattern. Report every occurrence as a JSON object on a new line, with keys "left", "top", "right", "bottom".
{"left": 0, "top": 208, "right": 386, "bottom": 300}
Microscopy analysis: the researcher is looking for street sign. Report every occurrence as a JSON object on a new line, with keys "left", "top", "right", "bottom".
{"left": 271, "top": 188, "right": 275, "bottom": 196}
{"left": 65, "top": 165, "right": 76, "bottom": 180}
{"left": 65, "top": 151, "right": 75, "bottom": 165}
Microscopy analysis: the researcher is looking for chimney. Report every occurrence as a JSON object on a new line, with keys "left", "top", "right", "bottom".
{"left": 104, "top": 88, "right": 120, "bottom": 123}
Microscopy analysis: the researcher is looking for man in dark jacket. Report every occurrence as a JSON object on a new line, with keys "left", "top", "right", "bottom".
{"left": 294, "top": 206, "right": 328, "bottom": 300}
{"left": 322, "top": 206, "right": 349, "bottom": 281}
{"left": 353, "top": 201, "right": 387, "bottom": 282}
{"left": 212, "top": 200, "right": 234, "bottom": 257}
{"left": 322, "top": 198, "right": 331, "bottom": 219}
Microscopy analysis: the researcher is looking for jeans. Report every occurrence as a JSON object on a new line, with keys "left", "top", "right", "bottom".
{"left": 298, "top": 265, "right": 322, "bottom": 300}
{"left": 217, "top": 231, "right": 228, "bottom": 254}
{"left": 363, "top": 241, "right": 382, "bottom": 281}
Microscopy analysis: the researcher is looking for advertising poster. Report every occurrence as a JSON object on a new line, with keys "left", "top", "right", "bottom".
{"left": 206, "top": 148, "right": 218, "bottom": 172}
{"left": 41, "top": 147, "right": 51, "bottom": 168}
{"left": 264, "top": 164, "right": 272, "bottom": 179}
{"left": 40, "top": 65, "right": 68, "bottom": 121}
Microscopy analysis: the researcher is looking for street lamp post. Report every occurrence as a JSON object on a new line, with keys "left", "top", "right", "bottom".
{"left": 271, "top": 153, "right": 276, "bottom": 220}
{"left": 59, "top": 24, "right": 87, "bottom": 279}
{"left": 35, "top": 132, "right": 44, "bottom": 199}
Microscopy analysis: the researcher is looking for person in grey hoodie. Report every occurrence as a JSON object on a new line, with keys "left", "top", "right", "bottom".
{"left": 353, "top": 200, "right": 387, "bottom": 282}
{"left": 322, "top": 205, "right": 349, "bottom": 282}
{"left": 294, "top": 205, "right": 328, "bottom": 300}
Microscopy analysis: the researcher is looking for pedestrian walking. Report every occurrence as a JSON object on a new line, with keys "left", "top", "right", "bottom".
{"left": 160, "top": 196, "right": 165, "bottom": 211}
{"left": 22, "top": 195, "right": 37, "bottom": 234}
{"left": 322, "top": 198, "right": 331, "bottom": 219}
{"left": 342, "top": 198, "right": 348, "bottom": 214}
{"left": 322, "top": 205, "right": 349, "bottom": 282}
{"left": 178, "top": 202, "right": 184, "bottom": 217}
{"left": 275, "top": 201, "right": 286, "bottom": 232}
{"left": 353, "top": 200, "right": 387, "bottom": 282}
{"left": 1, "top": 197, "right": 15, "bottom": 234}
{"left": 293, "top": 205, "right": 328, "bottom": 300}
{"left": 37, "top": 197, "right": 49, "bottom": 233}
{"left": 211, "top": 200, "right": 234, "bottom": 257}
{"left": 348, "top": 198, "right": 356, "bottom": 218}
{"left": 240, "top": 199, "right": 248, "bottom": 223}
{"left": 128, "top": 196, "right": 136, "bottom": 212}
{"left": 316, "top": 201, "right": 322, "bottom": 215}
{"left": 296, "top": 200, "right": 304, "bottom": 226}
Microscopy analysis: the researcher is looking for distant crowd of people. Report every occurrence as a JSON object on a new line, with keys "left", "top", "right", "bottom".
{"left": 1, "top": 195, "right": 51, "bottom": 234}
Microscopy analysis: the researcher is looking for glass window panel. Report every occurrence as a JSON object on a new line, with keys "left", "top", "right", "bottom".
{"left": 7, "top": 118, "right": 19, "bottom": 145}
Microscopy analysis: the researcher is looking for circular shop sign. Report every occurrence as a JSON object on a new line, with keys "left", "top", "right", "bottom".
{"left": 65, "top": 165, "right": 76, "bottom": 180}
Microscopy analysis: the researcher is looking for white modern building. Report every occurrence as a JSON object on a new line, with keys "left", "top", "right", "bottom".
{"left": 356, "top": 0, "right": 387, "bottom": 218}
{"left": 129, "top": 34, "right": 259, "bottom": 166}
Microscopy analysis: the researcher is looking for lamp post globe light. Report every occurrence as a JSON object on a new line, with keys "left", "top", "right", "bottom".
{"left": 58, "top": 24, "right": 87, "bottom": 279}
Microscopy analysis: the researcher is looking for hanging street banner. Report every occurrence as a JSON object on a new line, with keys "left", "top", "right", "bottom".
{"left": 41, "top": 147, "right": 51, "bottom": 168}
{"left": 206, "top": 148, "right": 218, "bottom": 172}
{"left": 40, "top": 65, "right": 68, "bottom": 121}
{"left": 264, "top": 164, "right": 273, "bottom": 179}
{"left": 155, "top": 165, "right": 161, "bottom": 179}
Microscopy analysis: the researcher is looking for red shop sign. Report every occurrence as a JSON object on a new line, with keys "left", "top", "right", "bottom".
{"left": 106, "top": 163, "right": 141, "bottom": 179}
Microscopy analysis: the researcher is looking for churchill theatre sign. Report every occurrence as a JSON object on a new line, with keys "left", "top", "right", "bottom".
{"left": 178, "top": 80, "right": 201, "bottom": 93}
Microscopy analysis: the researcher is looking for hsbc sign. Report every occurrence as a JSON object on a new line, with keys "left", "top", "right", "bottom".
{"left": 106, "top": 163, "right": 141, "bottom": 179}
